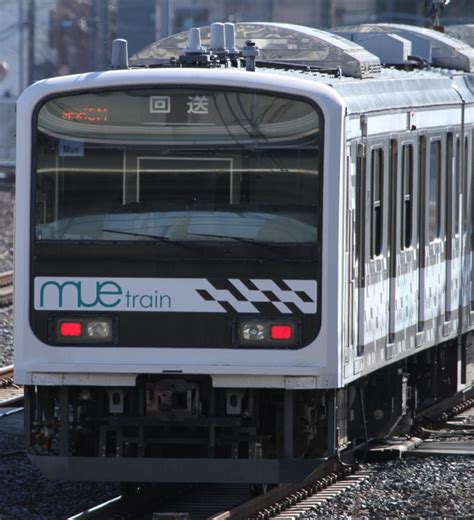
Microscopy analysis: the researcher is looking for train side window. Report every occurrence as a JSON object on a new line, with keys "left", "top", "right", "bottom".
{"left": 370, "top": 148, "right": 384, "bottom": 258}
{"left": 455, "top": 137, "right": 461, "bottom": 236}
{"left": 356, "top": 144, "right": 365, "bottom": 265}
{"left": 428, "top": 140, "right": 442, "bottom": 242}
{"left": 467, "top": 135, "right": 472, "bottom": 236}
{"left": 461, "top": 137, "right": 468, "bottom": 237}
{"left": 401, "top": 144, "right": 413, "bottom": 249}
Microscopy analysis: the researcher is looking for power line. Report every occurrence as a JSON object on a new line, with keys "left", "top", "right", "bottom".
{"left": 27, "top": 0, "right": 34, "bottom": 85}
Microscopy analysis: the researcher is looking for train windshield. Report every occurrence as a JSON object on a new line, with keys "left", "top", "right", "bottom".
{"left": 34, "top": 88, "right": 322, "bottom": 245}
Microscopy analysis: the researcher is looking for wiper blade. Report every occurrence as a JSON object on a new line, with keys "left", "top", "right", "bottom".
{"left": 102, "top": 228, "right": 189, "bottom": 247}
{"left": 103, "top": 228, "right": 170, "bottom": 241}
{"left": 187, "top": 232, "right": 277, "bottom": 249}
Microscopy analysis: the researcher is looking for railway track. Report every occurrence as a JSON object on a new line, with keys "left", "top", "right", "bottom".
{"left": 67, "top": 465, "right": 371, "bottom": 520}
{"left": 66, "top": 453, "right": 363, "bottom": 520}
{"left": 239, "top": 402, "right": 474, "bottom": 519}
{"left": 410, "top": 401, "right": 474, "bottom": 457}
{"left": 67, "top": 390, "right": 474, "bottom": 520}
{"left": 213, "top": 467, "right": 371, "bottom": 520}
{"left": 0, "top": 270, "right": 13, "bottom": 307}
{"left": 0, "top": 365, "right": 23, "bottom": 406}
{"left": 67, "top": 484, "right": 244, "bottom": 520}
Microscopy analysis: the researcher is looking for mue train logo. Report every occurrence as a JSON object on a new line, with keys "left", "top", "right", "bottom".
{"left": 34, "top": 277, "right": 318, "bottom": 314}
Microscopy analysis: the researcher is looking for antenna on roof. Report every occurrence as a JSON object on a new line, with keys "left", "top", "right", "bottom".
{"left": 110, "top": 39, "right": 129, "bottom": 69}
{"left": 210, "top": 22, "right": 229, "bottom": 60}
{"left": 180, "top": 27, "right": 211, "bottom": 65}
{"left": 224, "top": 22, "right": 238, "bottom": 57}
{"left": 185, "top": 27, "right": 205, "bottom": 53}
{"left": 242, "top": 40, "right": 259, "bottom": 71}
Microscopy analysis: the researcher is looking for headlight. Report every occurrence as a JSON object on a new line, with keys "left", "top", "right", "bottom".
{"left": 86, "top": 320, "right": 112, "bottom": 338}
{"left": 242, "top": 323, "right": 266, "bottom": 341}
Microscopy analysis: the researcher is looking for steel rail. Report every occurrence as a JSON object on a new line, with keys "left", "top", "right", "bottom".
{"left": 413, "top": 387, "right": 474, "bottom": 426}
{"left": 67, "top": 495, "right": 123, "bottom": 520}
{"left": 408, "top": 402, "right": 474, "bottom": 458}
{"left": 0, "top": 365, "right": 23, "bottom": 406}
{"left": 0, "top": 364, "right": 13, "bottom": 376}
{"left": 209, "top": 457, "right": 355, "bottom": 520}
{"left": 0, "top": 269, "right": 13, "bottom": 307}
{"left": 66, "top": 484, "right": 190, "bottom": 519}
{"left": 249, "top": 470, "right": 374, "bottom": 520}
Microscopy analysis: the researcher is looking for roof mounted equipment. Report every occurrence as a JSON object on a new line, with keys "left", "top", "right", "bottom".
{"left": 131, "top": 22, "right": 382, "bottom": 78}
{"left": 110, "top": 39, "right": 129, "bottom": 69}
{"left": 242, "top": 40, "right": 259, "bottom": 71}
{"left": 209, "top": 22, "right": 228, "bottom": 58}
{"left": 180, "top": 27, "right": 211, "bottom": 66}
{"left": 332, "top": 24, "right": 474, "bottom": 72}
{"left": 225, "top": 22, "right": 239, "bottom": 57}
{"left": 185, "top": 27, "right": 205, "bottom": 53}
{"left": 332, "top": 31, "right": 411, "bottom": 66}
{"left": 424, "top": 0, "right": 451, "bottom": 29}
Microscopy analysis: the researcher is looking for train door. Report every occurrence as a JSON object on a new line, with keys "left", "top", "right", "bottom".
{"left": 445, "top": 132, "right": 462, "bottom": 335}
{"left": 357, "top": 140, "right": 390, "bottom": 371}
{"left": 418, "top": 133, "right": 447, "bottom": 345}
{"left": 460, "top": 128, "right": 472, "bottom": 333}
{"left": 343, "top": 143, "right": 358, "bottom": 378}
{"left": 388, "top": 138, "right": 418, "bottom": 358}
{"left": 354, "top": 142, "right": 365, "bottom": 374}
{"left": 465, "top": 129, "right": 474, "bottom": 330}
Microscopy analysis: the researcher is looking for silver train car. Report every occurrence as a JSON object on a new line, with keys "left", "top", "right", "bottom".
{"left": 14, "top": 22, "right": 474, "bottom": 484}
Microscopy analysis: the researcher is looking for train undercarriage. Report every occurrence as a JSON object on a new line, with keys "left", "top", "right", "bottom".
{"left": 26, "top": 335, "right": 474, "bottom": 483}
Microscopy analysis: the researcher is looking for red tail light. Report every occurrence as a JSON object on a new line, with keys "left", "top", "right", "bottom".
{"left": 270, "top": 324, "right": 293, "bottom": 340}
{"left": 237, "top": 319, "right": 297, "bottom": 347}
{"left": 59, "top": 321, "right": 83, "bottom": 337}
{"left": 54, "top": 316, "right": 115, "bottom": 344}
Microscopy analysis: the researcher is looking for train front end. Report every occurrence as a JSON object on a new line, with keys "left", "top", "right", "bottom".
{"left": 14, "top": 66, "right": 345, "bottom": 483}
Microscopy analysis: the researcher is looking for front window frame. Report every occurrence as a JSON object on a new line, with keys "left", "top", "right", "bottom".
{"left": 31, "top": 85, "right": 324, "bottom": 253}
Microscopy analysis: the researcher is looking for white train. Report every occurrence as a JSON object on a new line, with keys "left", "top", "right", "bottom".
{"left": 14, "top": 22, "right": 474, "bottom": 484}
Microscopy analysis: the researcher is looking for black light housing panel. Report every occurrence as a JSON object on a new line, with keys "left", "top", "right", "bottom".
{"left": 236, "top": 318, "right": 299, "bottom": 347}
{"left": 52, "top": 316, "right": 115, "bottom": 345}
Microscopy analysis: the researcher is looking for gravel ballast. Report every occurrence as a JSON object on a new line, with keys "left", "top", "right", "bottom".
{"left": 0, "top": 189, "right": 13, "bottom": 272}
{"left": 0, "top": 412, "right": 119, "bottom": 520}
{"left": 0, "top": 188, "right": 14, "bottom": 367}
{"left": 303, "top": 456, "right": 474, "bottom": 519}
{"left": 0, "top": 306, "right": 13, "bottom": 367}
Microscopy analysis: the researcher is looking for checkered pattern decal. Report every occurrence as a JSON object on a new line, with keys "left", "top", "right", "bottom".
{"left": 196, "top": 279, "right": 317, "bottom": 314}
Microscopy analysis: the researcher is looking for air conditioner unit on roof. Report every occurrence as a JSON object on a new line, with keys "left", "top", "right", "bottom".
{"left": 332, "top": 23, "right": 474, "bottom": 72}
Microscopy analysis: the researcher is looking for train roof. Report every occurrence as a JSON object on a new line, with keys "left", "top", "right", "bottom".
{"left": 132, "top": 21, "right": 474, "bottom": 75}
{"left": 252, "top": 67, "right": 474, "bottom": 115}
{"left": 127, "top": 22, "right": 474, "bottom": 115}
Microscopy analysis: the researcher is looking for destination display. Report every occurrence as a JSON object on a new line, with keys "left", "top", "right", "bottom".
{"left": 57, "top": 93, "right": 219, "bottom": 125}
{"left": 38, "top": 88, "right": 320, "bottom": 142}
{"left": 61, "top": 106, "right": 109, "bottom": 123}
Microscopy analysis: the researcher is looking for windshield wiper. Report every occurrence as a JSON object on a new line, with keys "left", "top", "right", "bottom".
{"left": 102, "top": 228, "right": 189, "bottom": 247}
{"left": 187, "top": 232, "right": 278, "bottom": 249}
